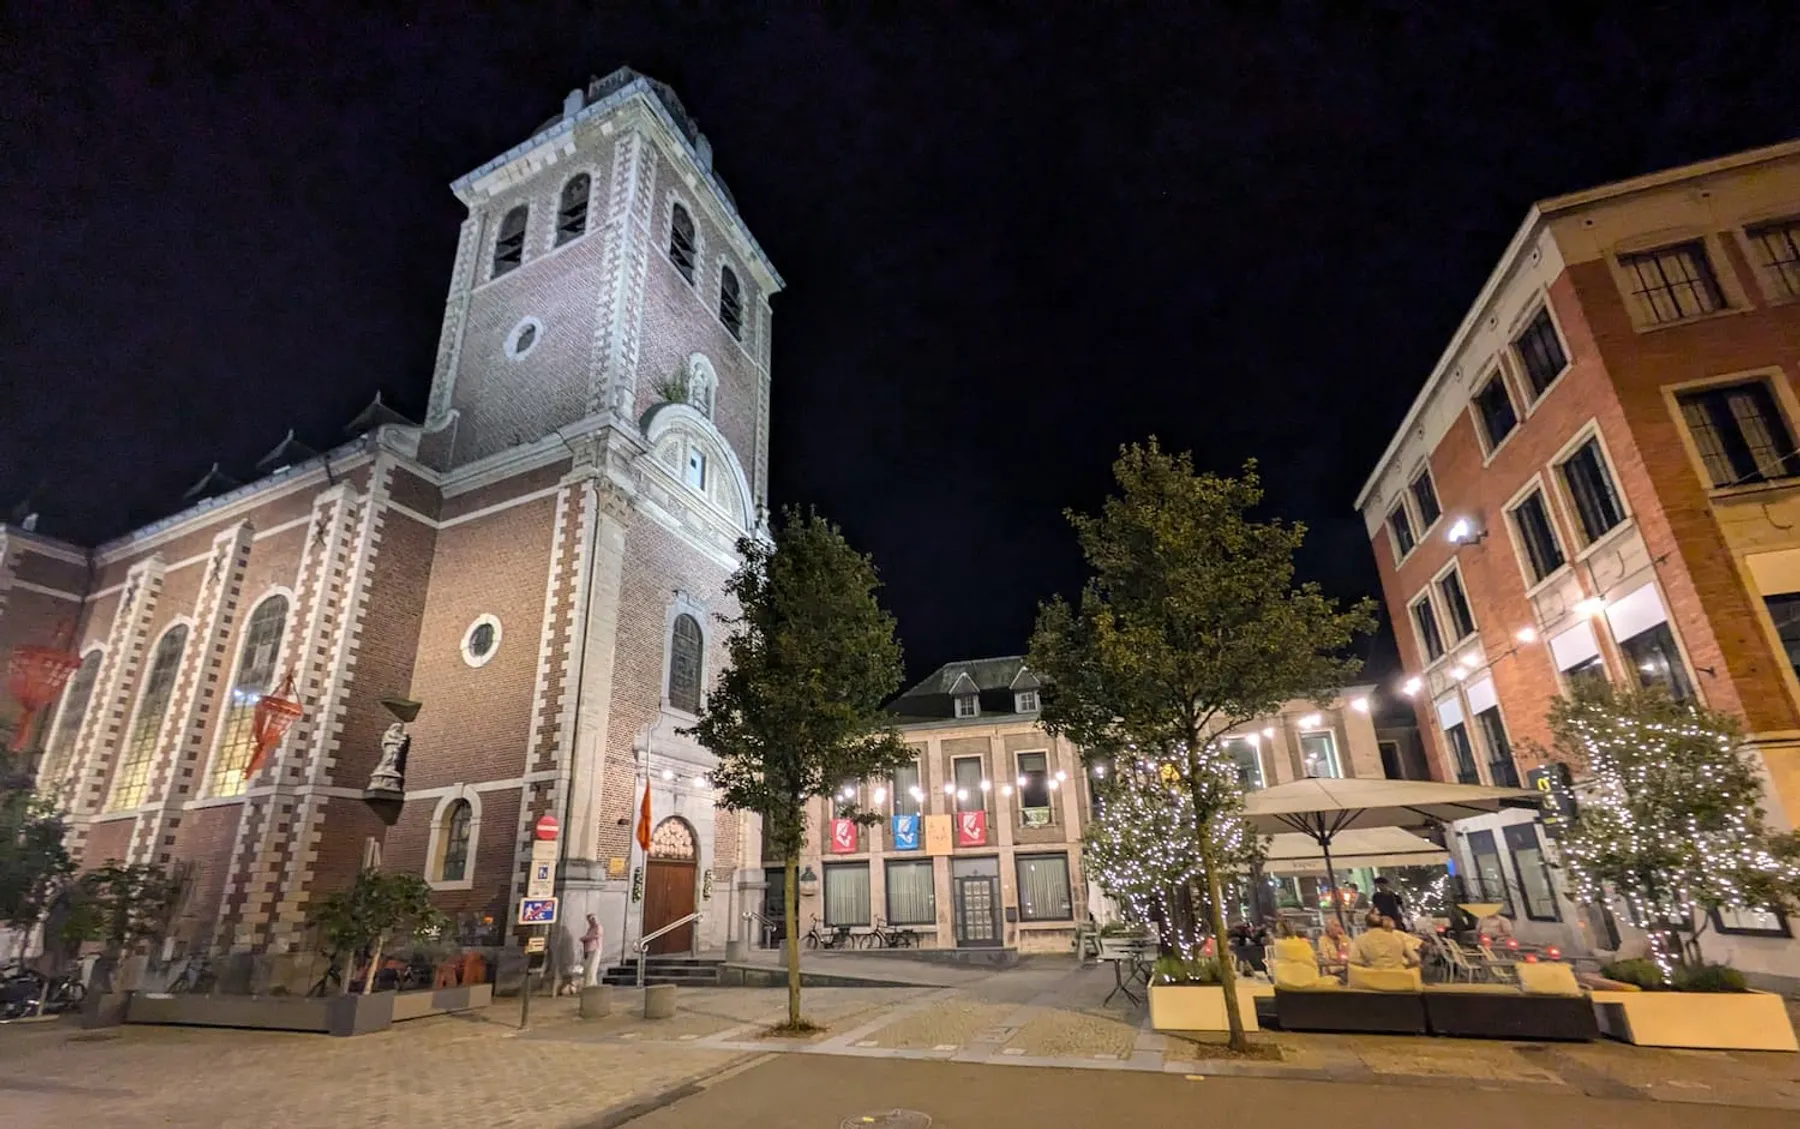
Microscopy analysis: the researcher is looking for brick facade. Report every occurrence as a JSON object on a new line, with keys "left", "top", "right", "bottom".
{"left": 1357, "top": 140, "right": 1800, "bottom": 984}
{"left": 1, "top": 70, "right": 782, "bottom": 968}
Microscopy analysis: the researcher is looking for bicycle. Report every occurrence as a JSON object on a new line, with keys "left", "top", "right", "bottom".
{"left": 865, "top": 917, "right": 918, "bottom": 949}
{"left": 1, "top": 965, "right": 86, "bottom": 1020}
{"left": 802, "top": 915, "right": 854, "bottom": 950}
{"left": 167, "top": 957, "right": 216, "bottom": 995}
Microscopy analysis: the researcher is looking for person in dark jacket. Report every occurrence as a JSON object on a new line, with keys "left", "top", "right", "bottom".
{"left": 1371, "top": 876, "right": 1408, "bottom": 929}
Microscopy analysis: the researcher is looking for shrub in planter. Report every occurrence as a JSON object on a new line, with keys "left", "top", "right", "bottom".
{"left": 1152, "top": 955, "right": 1220, "bottom": 985}
{"left": 1602, "top": 957, "right": 1748, "bottom": 993}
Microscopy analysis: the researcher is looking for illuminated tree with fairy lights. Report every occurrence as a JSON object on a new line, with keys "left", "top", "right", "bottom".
{"left": 1547, "top": 680, "right": 1800, "bottom": 979}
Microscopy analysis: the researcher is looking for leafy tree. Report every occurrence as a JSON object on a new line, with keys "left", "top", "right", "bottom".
{"left": 310, "top": 868, "right": 448, "bottom": 994}
{"left": 686, "top": 509, "right": 911, "bottom": 1030}
{"left": 0, "top": 782, "right": 74, "bottom": 942}
{"left": 1545, "top": 680, "right": 1800, "bottom": 980}
{"left": 1083, "top": 766, "right": 1205, "bottom": 951}
{"left": 61, "top": 862, "right": 186, "bottom": 986}
{"left": 1030, "top": 443, "right": 1375, "bottom": 1050}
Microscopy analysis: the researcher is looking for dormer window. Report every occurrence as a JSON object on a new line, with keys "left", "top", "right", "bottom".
{"left": 1014, "top": 690, "right": 1040, "bottom": 714}
{"left": 954, "top": 695, "right": 980, "bottom": 719}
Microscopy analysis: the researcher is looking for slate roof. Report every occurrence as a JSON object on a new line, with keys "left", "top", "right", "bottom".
{"left": 889, "top": 656, "right": 1039, "bottom": 722}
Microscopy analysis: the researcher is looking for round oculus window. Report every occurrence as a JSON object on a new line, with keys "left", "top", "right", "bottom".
{"left": 461, "top": 615, "right": 502, "bottom": 668}
{"left": 505, "top": 317, "right": 543, "bottom": 361}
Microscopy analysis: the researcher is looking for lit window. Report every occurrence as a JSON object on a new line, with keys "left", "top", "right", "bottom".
{"left": 1618, "top": 622, "right": 1692, "bottom": 702}
{"left": 556, "top": 174, "right": 590, "bottom": 245}
{"left": 1299, "top": 731, "right": 1340, "bottom": 779}
{"left": 885, "top": 859, "right": 935, "bottom": 925}
{"left": 1409, "top": 468, "right": 1441, "bottom": 529}
{"left": 1505, "top": 824, "right": 1559, "bottom": 921}
{"left": 1746, "top": 218, "right": 1800, "bottom": 298}
{"left": 1558, "top": 438, "right": 1625, "bottom": 544}
{"left": 669, "top": 203, "right": 697, "bottom": 284}
{"left": 1016, "top": 751, "right": 1050, "bottom": 817}
{"left": 823, "top": 862, "right": 871, "bottom": 927}
{"left": 668, "top": 613, "right": 703, "bottom": 714}
{"left": 1514, "top": 308, "right": 1568, "bottom": 398}
{"left": 108, "top": 626, "right": 188, "bottom": 811}
{"left": 719, "top": 266, "right": 744, "bottom": 339}
{"left": 1224, "top": 737, "right": 1263, "bottom": 790}
{"left": 1676, "top": 382, "right": 1800, "bottom": 489}
{"left": 439, "top": 800, "right": 473, "bottom": 882}
{"left": 1388, "top": 503, "right": 1416, "bottom": 559}
{"left": 1014, "top": 690, "right": 1039, "bottom": 713}
{"left": 1509, "top": 489, "right": 1565, "bottom": 584}
{"left": 1411, "top": 596, "right": 1445, "bottom": 662}
{"left": 1473, "top": 373, "right": 1518, "bottom": 451}
{"left": 493, "top": 205, "right": 528, "bottom": 276}
{"left": 210, "top": 596, "right": 289, "bottom": 797}
{"left": 892, "top": 760, "right": 922, "bottom": 816}
{"left": 38, "top": 651, "right": 100, "bottom": 792}
{"left": 954, "top": 757, "right": 985, "bottom": 813}
{"left": 1015, "top": 853, "right": 1073, "bottom": 921}
{"left": 954, "top": 694, "right": 979, "bottom": 719}
{"left": 1619, "top": 241, "right": 1725, "bottom": 324}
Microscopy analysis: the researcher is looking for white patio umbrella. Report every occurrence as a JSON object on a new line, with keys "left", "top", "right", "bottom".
{"left": 1243, "top": 777, "right": 1538, "bottom": 928}
{"left": 1263, "top": 826, "right": 1448, "bottom": 875}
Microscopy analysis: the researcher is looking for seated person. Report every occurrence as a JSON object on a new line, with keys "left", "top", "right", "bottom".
{"left": 1229, "top": 919, "right": 1271, "bottom": 973}
{"left": 1477, "top": 911, "right": 1515, "bottom": 941}
{"left": 1315, "top": 918, "right": 1350, "bottom": 969}
{"left": 1349, "top": 914, "right": 1418, "bottom": 971}
{"left": 1270, "top": 920, "right": 1329, "bottom": 989}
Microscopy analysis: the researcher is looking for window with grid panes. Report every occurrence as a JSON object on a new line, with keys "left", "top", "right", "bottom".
{"left": 1748, "top": 219, "right": 1800, "bottom": 298}
{"left": 668, "top": 614, "right": 703, "bottom": 713}
{"left": 1437, "top": 568, "right": 1475, "bottom": 642}
{"left": 210, "top": 597, "right": 289, "bottom": 797}
{"left": 669, "top": 203, "right": 697, "bottom": 283}
{"left": 1558, "top": 438, "right": 1625, "bottom": 544}
{"left": 1412, "top": 597, "right": 1444, "bottom": 661}
{"left": 1409, "top": 468, "right": 1441, "bottom": 529}
{"left": 493, "top": 206, "right": 527, "bottom": 276}
{"left": 1474, "top": 373, "right": 1518, "bottom": 450}
{"left": 1474, "top": 707, "right": 1519, "bottom": 787}
{"left": 1513, "top": 307, "right": 1568, "bottom": 397}
{"left": 108, "top": 626, "right": 188, "bottom": 811}
{"left": 440, "top": 800, "right": 472, "bottom": 882}
{"left": 1619, "top": 241, "right": 1725, "bottom": 324}
{"left": 1388, "top": 503, "right": 1415, "bottom": 559}
{"left": 1766, "top": 593, "right": 1800, "bottom": 680}
{"left": 1676, "top": 382, "right": 1800, "bottom": 489}
{"left": 38, "top": 651, "right": 100, "bottom": 792}
{"left": 1509, "top": 489, "right": 1565, "bottom": 583}
{"left": 1445, "top": 722, "right": 1480, "bottom": 785}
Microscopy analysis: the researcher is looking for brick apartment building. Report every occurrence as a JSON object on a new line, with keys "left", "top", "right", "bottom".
{"left": 0, "top": 69, "right": 777, "bottom": 966}
{"left": 770, "top": 657, "right": 1385, "bottom": 954}
{"left": 1356, "top": 140, "right": 1800, "bottom": 985}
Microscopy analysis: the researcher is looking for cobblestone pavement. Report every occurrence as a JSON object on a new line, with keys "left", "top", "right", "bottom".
{"left": 8, "top": 969, "right": 1800, "bottom": 1122}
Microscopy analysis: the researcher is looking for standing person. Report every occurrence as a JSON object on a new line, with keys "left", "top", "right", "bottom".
{"left": 1371, "top": 876, "right": 1407, "bottom": 929}
{"left": 580, "top": 914, "right": 603, "bottom": 988}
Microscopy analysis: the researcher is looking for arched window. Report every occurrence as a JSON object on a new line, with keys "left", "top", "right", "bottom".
{"left": 556, "top": 174, "right": 590, "bottom": 244}
{"left": 38, "top": 650, "right": 101, "bottom": 792}
{"left": 668, "top": 613, "right": 703, "bottom": 714}
{"left": 440, "top": 800, "right": 473, "bottom": 882}
{"left": 108, "top": 625, "right": 188, "bottom": 811}
{"left": 210, "top": 596, "right": 289, "bottom": 797}
{"left": 493, "top": 205, "right": 528, "bottom": 276}
{"left": 668, "top": 202, "right": 697, "bottom": 284}
{"left": 719, "top": 266, "right": 744, "bottom": 340}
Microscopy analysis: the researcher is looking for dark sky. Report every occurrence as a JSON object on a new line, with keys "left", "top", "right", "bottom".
{"left": 5, "top": 5, "right": 1797, "bottom": 684}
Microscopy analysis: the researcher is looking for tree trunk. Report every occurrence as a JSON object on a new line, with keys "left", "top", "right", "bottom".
{"left": 1199, "top": 826, "right": 1248, "bottom": 1052}
{"left": 784, "top": 853, "right": 801, "bottom": 1027}
{"left": 362, "top": 932, "right": 385, "bottom": 996}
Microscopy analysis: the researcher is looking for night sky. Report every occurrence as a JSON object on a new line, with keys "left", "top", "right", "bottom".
{"left": 6, "top": 6, "right": 1797, "bottom": 684}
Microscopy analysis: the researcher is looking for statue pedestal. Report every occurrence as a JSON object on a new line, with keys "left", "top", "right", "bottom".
{"left": 362, "top": 787, "right": 404, "bottom": 827}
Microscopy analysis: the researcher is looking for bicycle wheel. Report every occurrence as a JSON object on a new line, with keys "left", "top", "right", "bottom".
{"left": 804, "top": 932, "right": 818, "bottom": 950}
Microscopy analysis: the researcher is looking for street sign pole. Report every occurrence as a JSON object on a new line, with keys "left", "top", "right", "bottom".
{"left": 519, "top": 815, "right": 562, "bottom": 1030}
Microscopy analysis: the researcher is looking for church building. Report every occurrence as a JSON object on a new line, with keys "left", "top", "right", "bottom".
{"left": 0, "top": 68, "right": 775, "bottom": 966}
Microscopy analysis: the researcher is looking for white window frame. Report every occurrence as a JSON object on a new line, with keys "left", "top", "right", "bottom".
{"left": 1502, "top": 473, "right": 1573, "bottom": 597}
{"left": 1471, "top": 365, "right": 1523, "bottom": 464}
{"left": 1014, "top": 689, "right": 1040, "bottom": 714}
{"left": 954, "top": 694, "right": 979, "bottom": 719}
{"left": 461, "top": 614, "right": 503, "bottom": 668}
{"left": 1604, "top": 231, "right": 1749, "bottom": 333}
{"left": 1386, "top": 499, "right": 1418, "bottom": 564}
{"left": 1662, "top": 367, "right": 1800, "bottom": 499}
{"left": 1407, "top": 588, "right": 1447, "bottom": 667}
{"left": 1407, "top": 463, "right": 1443, "bottom": 540}
{"left": 1431, "top": 558, "right": 1479, "bottom": 646}
{"left": 1732, "top": 214, "right": 1800, "bottom": 305}
{"left": 1548, "top": 421, "right": 1633, "bottom": 559}
{"left": 1509, "top": 298, "right": 1573, "bottom": 409}
{"left": 425, "top": 785, "right": 483, "bottom": 891}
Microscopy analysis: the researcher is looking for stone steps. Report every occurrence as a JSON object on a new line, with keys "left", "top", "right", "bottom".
{"left": 599, "top": 957, "right": 723, "bottom": 987}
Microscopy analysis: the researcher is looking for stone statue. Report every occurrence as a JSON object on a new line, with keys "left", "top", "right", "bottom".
{"left": 367, "top": 722, "right": 410, "bottom": 793}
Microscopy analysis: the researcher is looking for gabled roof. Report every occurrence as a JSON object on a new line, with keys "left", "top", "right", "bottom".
{"left": 889, "top": 656, "right": 1040, "bottom": 722}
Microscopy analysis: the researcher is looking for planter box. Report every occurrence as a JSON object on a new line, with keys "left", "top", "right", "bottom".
{"left": 1148, "top": 981, "right": 1263, "bottom": 1033}
{"left": 390, "top": 982, "right": 492, "bottom": 1022}
{"left": 128, "top": 993, "right": 336, "bottom": 1033}
{"left": 1591, "top": 989, "right": 1799, "bottom": 1051}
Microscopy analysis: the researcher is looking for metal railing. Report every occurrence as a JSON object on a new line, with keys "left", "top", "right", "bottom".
{"left": 635, "top": 912, "right": 702, "bottom": 987}
{"left": 741, "top": 909, "right": 780, "bottom": 948}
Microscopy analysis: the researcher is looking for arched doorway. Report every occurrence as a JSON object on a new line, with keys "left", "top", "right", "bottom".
{"left": 644, "top": 816, "right": 699, "bottom": 954}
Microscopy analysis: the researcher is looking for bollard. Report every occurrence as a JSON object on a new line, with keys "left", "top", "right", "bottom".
{"left": 579, "top": 985, "right": 613, "bottom": 1019}
{"left": 643, "top": 983, "right": 677, "bottom": 1019}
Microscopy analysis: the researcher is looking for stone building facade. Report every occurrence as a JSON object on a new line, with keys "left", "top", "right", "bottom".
{"left": 771, "top": 657, "right": 1385, "bottom": 954}
{"left": 1356, "top": 139, "right": 1800, "bottom": 984}
{"left": 0, "top": 69, "right": 777, "bottom": 966}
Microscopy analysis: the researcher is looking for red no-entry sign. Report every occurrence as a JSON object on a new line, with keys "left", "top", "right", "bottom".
{"left": 534, "top": 814, "right": 560, "bottom": 841}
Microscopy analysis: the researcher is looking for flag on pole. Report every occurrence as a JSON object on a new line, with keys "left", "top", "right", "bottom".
{"left": 635, "top": 778, "right": 652, "bottom": 852}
